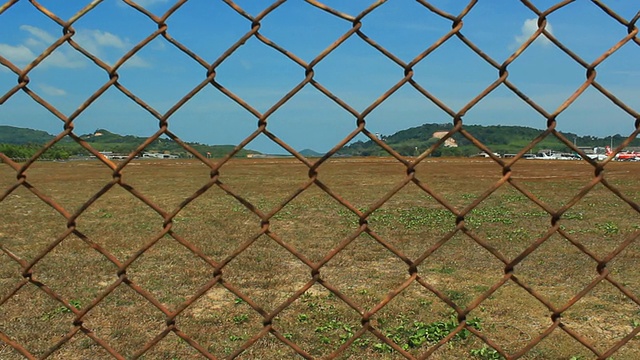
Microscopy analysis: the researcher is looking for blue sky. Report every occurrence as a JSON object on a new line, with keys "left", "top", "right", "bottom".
{"left": 1, "top": 0, "right": 639, "bottom": 154}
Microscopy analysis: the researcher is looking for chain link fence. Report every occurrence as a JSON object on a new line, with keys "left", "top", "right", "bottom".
{"left": 1, "top": 0, "right": 640, "bottom": 359}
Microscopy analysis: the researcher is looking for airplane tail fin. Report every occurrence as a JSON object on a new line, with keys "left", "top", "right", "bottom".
{"left": 605, "top": 146, "right": 613, "bottom": 156}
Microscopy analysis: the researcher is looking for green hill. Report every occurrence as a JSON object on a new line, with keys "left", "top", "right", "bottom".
{"left": 339, "top": 123, "right": 635, "bottom": 157}
{"left": 0, "top": 125, "right": 55, "bottom": 145}
{"left": 0, "top": 126, "right": 260, "bottom": 160}
{"left": 2, "top": 124, "right": 636, "bottom": 160}
{"left": 299, "top": 149, "right": 323, "bottom": 157}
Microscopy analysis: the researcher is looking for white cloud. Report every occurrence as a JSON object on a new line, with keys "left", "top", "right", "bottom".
{"left": 38, "top": 84, "right": 67, "bottom": 96}
{"left": 121, "top": 55, "right": 151, "bottom": 68}
{"left": 94, "top": 31, "right": 126, "bottom": 48}
{"left": 73, "top": 29, "right": 152, "bottom": 68}
{"left": 72, "top": 29, "right": 126, "bottom": 58}
{"left": 0, "top": 25, "right": 151, "bottom": 69}
{"left": 0, "top": 43, "right": 37, "bottom": 64}
{"left": 149, "top": 40, "right": 165, "bottom": 51}
{"left": 74, "top": 29, "right": 127, "bottom": 54}
{"left": 0, "top": 25, "right": 85, "bottom": 68}
{"left": 25, "top": 38, "right": 45, "bottom": 48}
{"left": 43, "top": 50, "right": 86, "bottom": 68}
{"left": 19, "top": 25, "right": 57, "bottom": 44}
{"left": 514, "top": 18, "right": 554, "bottom": 47}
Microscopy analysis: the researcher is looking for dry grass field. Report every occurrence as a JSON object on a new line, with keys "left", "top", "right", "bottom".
{"left": 1, "top": 157, "right": 639, "bottom": 359}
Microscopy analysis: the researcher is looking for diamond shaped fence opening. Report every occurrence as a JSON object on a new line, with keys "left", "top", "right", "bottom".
{"left": 1, "top": 1, "right": 639, "bottom": 359}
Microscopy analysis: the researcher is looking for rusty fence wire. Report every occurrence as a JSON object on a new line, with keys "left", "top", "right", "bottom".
{"left": 1, "top": 0, "right": 640, "bottom": 359}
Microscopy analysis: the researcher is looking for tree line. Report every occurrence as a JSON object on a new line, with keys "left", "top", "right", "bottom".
{"left": 0, "top": 143, "right": 73, "bottom": 160}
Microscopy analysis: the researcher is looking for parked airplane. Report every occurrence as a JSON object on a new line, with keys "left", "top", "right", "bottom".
{"left": 586, "top": 151, "right": 608, "bottom": 161}
{"left": 605, "top": 146, "right": 640, "bottom": 161}
{"left": 534, "top": 150, "right": 579, "bottom": 160}
{"left": 534, "top": 151, "right": 555, "bottom": 160}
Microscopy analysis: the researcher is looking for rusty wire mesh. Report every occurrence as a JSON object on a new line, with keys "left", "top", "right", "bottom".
{"left": 1, "top": 0, "right": 640, "bottom": 359}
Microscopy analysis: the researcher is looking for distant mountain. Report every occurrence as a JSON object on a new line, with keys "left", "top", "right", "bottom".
{"left": 339, "top": 123, "right": 637, "bottom": 157}
{"left": 0, "top": 126, "right": 261, "bottom": 159}
{"left": 0, "top": 125, "right": 55, "bottom": 145}
{"left": 3, "top": 124, "right": 637, "bottom": 160}
{"left": 299, "top": 149, "right": 323, "bottom": 157}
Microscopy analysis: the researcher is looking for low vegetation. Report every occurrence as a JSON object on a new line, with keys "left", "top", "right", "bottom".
{"left": 1, "top": 157, "right": 639, "bottom": 359}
